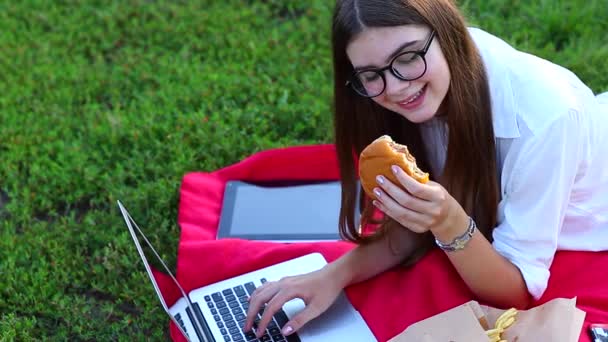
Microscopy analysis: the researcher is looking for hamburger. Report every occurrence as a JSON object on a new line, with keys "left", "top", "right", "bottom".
{"left": 358, "top": 135, "right": 429, "bottom": 200}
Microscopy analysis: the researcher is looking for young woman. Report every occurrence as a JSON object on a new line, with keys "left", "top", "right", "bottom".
{"left": 245, "top": 0, "right": 608, "bottom": 337}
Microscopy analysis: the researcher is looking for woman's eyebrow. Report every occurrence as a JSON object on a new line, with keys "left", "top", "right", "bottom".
{"left": 353, "top": 39, "right": 420, "bottom": 71}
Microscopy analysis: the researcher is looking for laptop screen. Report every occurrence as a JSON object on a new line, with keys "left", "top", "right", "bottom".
{"left": 117, "top": 200, "right": 206, "bottom": 341}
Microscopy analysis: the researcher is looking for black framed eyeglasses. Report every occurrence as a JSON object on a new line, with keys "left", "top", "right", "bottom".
{"left": 346, "top": 30, "right": 436, "bottom": 98}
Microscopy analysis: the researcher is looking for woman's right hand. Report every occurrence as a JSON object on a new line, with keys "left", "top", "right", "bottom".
{"left": 244, "top": 265, "right": 345, "bottom": 338}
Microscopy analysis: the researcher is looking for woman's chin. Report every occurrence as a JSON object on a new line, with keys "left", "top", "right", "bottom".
{"left": 394, "top": 106, "right": 437, "bottom": 123}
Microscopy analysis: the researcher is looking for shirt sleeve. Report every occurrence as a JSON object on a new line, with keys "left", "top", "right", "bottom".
{"left": 492, "top": 110, "right": 583, "bottom": 300}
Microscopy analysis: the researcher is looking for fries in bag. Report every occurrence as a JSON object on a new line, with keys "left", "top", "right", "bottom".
{"left": 388, "top": 297, "right": 585, "bottom": 342}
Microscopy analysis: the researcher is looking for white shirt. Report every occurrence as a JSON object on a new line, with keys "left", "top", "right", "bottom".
{"left": 419, "top": 27, "right": 608, "bottom": 300}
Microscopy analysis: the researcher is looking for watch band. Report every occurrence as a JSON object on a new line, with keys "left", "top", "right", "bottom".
{"left": 435, "top": 216, "right": 476, "bottom": 252}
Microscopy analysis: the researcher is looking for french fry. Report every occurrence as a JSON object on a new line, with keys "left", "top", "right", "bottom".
{"left": 485, "top": 308, "right": 518, "bottom": 342}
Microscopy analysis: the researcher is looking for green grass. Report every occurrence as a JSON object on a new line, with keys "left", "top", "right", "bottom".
{"left": 1, "top": 0, "right": 606, "bottom": 340}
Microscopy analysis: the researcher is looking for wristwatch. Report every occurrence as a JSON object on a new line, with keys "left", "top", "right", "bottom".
{"left": 434, "top": 216, "right": 477, "bottom": 252}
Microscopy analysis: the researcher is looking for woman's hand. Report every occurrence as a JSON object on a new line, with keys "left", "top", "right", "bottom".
{"left": 244, "top": 266, "right": 344, "bottom": 338}
{"left": 372, "top": 165, "right": 469, "bottom": 239}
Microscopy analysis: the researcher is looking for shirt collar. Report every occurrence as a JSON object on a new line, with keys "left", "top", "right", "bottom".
{"left": 469, "top": 27, "right": 521, "bottom": 139}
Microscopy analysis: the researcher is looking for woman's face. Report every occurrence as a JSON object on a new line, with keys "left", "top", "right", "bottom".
{"left": 346, "top": 25, "right": 450, "bottom": 123}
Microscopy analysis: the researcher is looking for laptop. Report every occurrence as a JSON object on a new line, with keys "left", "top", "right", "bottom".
{"left": 117, "top": 200, "right": 377, "bottom": 342}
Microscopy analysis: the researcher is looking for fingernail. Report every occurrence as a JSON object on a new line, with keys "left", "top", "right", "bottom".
{"left": 391, "top": 165, "right": 399, "bottom": 174}
{"left": 373, "top": 188, "right": 381, "bottom": 198}
{"left": 282, "top": 326, "right": 293, "bottom": 336}
{"left": 376, "top": 175, "right": 384, "bottom": 184}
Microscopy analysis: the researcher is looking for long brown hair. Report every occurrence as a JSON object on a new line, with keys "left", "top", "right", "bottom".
{"left": 333, "top": 0, "right": 499, "bottom": 265}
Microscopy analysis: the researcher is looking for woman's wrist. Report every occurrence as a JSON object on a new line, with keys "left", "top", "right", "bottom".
{"left": 324, "top": 257, "right": 355, "bottom": 288}
{"left": 430, "top": 210, "right": 471, "bottom": 244}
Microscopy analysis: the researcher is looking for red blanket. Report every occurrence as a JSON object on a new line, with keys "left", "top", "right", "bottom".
{"left": 158, "top": 144, "right": 608, "bottom": 342}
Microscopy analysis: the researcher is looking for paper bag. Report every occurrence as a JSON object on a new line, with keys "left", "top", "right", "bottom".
{"left": 482, "top": 298, "right": 586, "bottom": 342}
{"left": 388, "top": 297, "right": 585, "bottom": 342}
{"left": 388, "top": 302, "right": 491, "bottom": 341}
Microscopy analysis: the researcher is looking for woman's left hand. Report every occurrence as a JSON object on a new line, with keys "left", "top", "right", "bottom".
{"left": 372, "top": 165, "right": 468, "bottom": 237}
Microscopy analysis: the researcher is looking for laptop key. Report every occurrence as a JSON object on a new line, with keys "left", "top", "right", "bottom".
{"left": 285, "top": 334, "right": 301, "bottom": 342}
{"left": 244, "top": 282, "right": 256, "bottom": 295}
{"left": 273, "top": 309, "right": 289, "bottom": 328}
{"left": 223, "top": 288, "right": 233, "bottom": 296}
{"left": 204, "top": 295, "right": 211, "bottom": 302}
{"left": 259, "top": 334, "right": 272, "bottom": 342}
{"left": 220, "top": 307, "right": 230, "bottom": 315}
{"left": 268, "top": 327, "right": 281, "bottom": 336}
{"left": 272, "top": 334, "right": 285, "bottom": 342}
{"left": 214, "top": 315, "right": 221, "bottom": 322}
{"left": 208, "top": 302, "right": 215, "bottom": 308}
{"left": 223, "top": 335, "right": 230, "bottom": 342}
{"left": 229, "top": 327, "right": 241, "bottom": 335}
{"left": 222, "top": 315, "right": 236, "bottom": 328}
{"left": 234, "top": 285, "right": 246, "bottom": 297}
{"left": 211, "top": 308, "right": 218, "bottom": 315}
{"left": 212, "top": 292, "right": 223, "bottom": 302}
{"left": 221, "top": 328, "right": 228, "bottom": 335}
{"left": 225, "top": 294, "right": 237, "bottom": 302}
{"left": 244, "top": 331, "right": 257, "bottom": 341}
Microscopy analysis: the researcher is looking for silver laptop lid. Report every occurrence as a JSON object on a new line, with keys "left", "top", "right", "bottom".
{"left": 117, "top": 200, "right": 208, "bottom": 342}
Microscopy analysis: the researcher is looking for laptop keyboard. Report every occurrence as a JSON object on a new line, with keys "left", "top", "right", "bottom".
{"left": 200, "top": 278, "right": 301, "bottom": 342}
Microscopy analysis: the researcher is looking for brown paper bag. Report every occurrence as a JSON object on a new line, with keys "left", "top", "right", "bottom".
{"left": 482, "top": 297, "right": 586, "bottom": 342}
{"left": 387, "top": 302, "right": 491, "bottom": 341}
{"left": 388, "top": 297, "right": 585, "bottom": 342}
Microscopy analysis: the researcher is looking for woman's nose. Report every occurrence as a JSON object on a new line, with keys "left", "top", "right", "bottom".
{"left": 384, "top": 72, "right": 411, "bottom": 98}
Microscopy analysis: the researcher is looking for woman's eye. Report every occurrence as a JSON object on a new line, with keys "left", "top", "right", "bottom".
{"left": 395, "top": 53, "right": 418, "bottom": 65}
{"left": 364, "top": 74, "right": 379, "bottom": 82}
{"left": 360, "top": 72, "right": 380, "bottom": 83}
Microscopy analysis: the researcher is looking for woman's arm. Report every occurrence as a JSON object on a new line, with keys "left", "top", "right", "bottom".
{"left": 432, "top": 221, "right": 531, "bottom": 309}
{"left": 329, "top": 219, "right": 421, "bottom": 288}
{"left": 437, "top": 110, "right": 584, "bottom": 307}
{"left": 372, "top": 167, "right": 532, "bottom": 309}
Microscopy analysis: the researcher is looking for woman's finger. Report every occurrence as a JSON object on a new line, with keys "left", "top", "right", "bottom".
{"left": 390, "top": 165, "right": 436, "bottom": 201}
{"left": 373, "top": 190, "right": 428, "bottom": 231}
{"left": 254, "top": 288, "right": 301, "bottom": 337}
{"left": 375, "top": 176, "right": 432, "bottom": 213}
{"left": 244, "top": 282, "right": 279, "bottom": 331}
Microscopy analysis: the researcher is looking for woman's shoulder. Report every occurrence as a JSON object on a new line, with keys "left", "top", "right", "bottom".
{"left": 467, "top": 27, "right": 595, "bottom": 136}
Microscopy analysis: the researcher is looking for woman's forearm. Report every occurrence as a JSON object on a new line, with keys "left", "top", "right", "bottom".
{"left": 327, "top": 226, "right": 419, "bottom": 287}
{"left": 433, "top": 224, "right": 531, "bottom": 309}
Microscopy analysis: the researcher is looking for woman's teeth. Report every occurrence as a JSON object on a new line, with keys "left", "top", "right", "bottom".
{"left": 402, "top": 88, "right": 423, "bottom": 104}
